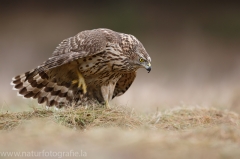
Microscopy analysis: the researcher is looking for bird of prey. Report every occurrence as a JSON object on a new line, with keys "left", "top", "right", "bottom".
{"left": 11, "top": 28, "right": 151, "bottom": 108}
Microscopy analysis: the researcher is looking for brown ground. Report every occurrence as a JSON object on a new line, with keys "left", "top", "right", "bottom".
{"left": 0, "top": 105, "right": 239, "bottom": 159}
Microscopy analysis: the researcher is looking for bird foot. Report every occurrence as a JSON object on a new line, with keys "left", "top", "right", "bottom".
{"left": 72, "top": 70, "right": 87, "bottom": 94}
{"left": 105, "top": 100, "right": 111, "bottom": 109}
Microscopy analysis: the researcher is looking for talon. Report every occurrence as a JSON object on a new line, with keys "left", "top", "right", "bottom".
{"left": 105, "top": 100, "right": 111, "bottom": 109}
{"left": 72, "top": 69, "right": 87, "bottom": 94}
{"left": 71, "top": 80, "right": 78, "bottom": 85}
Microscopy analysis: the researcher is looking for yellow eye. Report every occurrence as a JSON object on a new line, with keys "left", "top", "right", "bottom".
{"left": 139, "top": 58, "right": 144, "bottom": 62}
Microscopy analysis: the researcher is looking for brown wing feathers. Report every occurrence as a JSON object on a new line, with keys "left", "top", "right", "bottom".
{"left": 36, "top": 52, "right": 82, "bottom": 73}
{"left": 11, "top": 68, "right": 73, "bottom": 107}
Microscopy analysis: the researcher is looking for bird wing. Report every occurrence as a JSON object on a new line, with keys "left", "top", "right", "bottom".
{"left": 112, "top": 72, "right": 136, "bottom": 99}
{"left": 36, "top": 52, "right": 89, "bottom": 72}
{"left": 37, "top": 28, "right": 119, "bottom": 72}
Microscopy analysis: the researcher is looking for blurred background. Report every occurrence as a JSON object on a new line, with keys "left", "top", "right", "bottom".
{"left": 1, "top": 0, "right": 240, "bottom": 113}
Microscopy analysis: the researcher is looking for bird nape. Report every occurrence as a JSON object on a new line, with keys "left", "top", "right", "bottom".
{"left": 11, "top": 28, "right": 152, "bottom": 109}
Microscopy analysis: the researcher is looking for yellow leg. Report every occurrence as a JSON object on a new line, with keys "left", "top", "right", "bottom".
{"left": 100, "top": 81, "right": 117, "bottom": 109}
{"left": 105, "top": 100, "right": 111, "bottom": 109}
{"left": 101, "top": 85, "right": 112, "bottom": 109}
{"left": 72, "top": 69, "right": 87, "bottom": 94}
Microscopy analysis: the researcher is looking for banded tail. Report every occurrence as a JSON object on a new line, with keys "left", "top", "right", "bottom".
{"left": 11, "top": 69, "right": 74, "bottom": 107}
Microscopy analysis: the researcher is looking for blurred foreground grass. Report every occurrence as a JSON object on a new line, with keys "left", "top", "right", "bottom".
{"left": 0, "top": 106, "right": 240, "bottom": 159}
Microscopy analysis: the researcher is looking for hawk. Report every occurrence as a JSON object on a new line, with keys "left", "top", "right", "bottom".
{"left": 11, "top": 28, "right": 151, "bottom": 108}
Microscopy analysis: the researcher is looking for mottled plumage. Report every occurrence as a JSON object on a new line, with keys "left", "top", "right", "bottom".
{"left": 11, "top": 28, "right": 151, "bottom": 108}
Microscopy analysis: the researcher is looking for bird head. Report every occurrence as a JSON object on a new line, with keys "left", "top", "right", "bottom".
{"left": 134, "top": 43, "right": 151, "bottom": 73}
{"left": 120, "top": 34, "right": 151, "bottom": 73}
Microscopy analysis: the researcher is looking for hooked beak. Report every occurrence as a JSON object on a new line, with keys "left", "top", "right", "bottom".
{"left": 146, "top": 63, "right": 151, "bottom": 73}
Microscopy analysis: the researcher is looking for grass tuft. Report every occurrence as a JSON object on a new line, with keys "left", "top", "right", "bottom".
{"left": 152, "top": 107, "right": 239, "bottom": 130}
{"left": 0, "top": 106, "right": 239, "bottom": 132}
{"left": 0, "top": 108, "right": 53, "bottom": 130}
{"left": 52, "top": 105, "right": 144, "bottom": 130}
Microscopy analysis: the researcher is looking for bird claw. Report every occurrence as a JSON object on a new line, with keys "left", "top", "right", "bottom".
{"left": 78, "top": 79, "right": 87, "bottom": 94}
{"left": 72, "top": 70, "right": 87, "bottom": 94}
{"left": 105, "top": 100, "right": 111, "bottom": 109}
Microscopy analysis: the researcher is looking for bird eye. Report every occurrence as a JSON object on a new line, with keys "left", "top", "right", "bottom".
{"left": 139, "top": 58, "right": 144, "bottom": 62}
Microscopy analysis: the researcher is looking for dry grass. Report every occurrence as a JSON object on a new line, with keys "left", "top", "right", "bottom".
{"left": 152, "top": 107, "right": 239, "bottom": 130}
{"left": 0, "top": 106, "right": 144, "bottom": 131}
{"left": 1, "top": 105, "right": 238, "bottom": 131}
{"left": 0, "top": 105, "right": 240, "bottom": 159}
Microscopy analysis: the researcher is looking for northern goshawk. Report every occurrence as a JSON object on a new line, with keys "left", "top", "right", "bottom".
{"left": 11, "top": 28, "right": 151, "bottom": 108}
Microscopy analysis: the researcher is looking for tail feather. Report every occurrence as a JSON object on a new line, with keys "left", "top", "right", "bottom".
{"left": 11, "top": 69, "right": 74, "bottom": 107}
{"left": 38, "top": 96, "right": 47, "bottom": 104}
{"left": 33, "top": 91, "right": 41, "bottom": 99}
{"left": 14, "top": 82, "right": 23, "bottom": 90}
{"left": 24, "top": 91, "right": 35, "bottom": 98}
